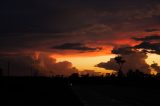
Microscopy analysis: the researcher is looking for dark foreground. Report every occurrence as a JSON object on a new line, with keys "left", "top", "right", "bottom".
{"left": 1, "top": 77, "right": 160, "bottom": 106}
{"left": 73, "top": 84, "right": 160, "bottom": 106}
{"left": 0, "top": 77, "right": 83, "bottom": 106}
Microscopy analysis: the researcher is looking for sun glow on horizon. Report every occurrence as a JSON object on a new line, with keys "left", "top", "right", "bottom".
{"left": 51, "top": 52, "right": 160, "bottom": 74}
{"left": 56, "top": 55, "right": 115, "bottom": 73}
{"left": 146, "top": 53, "right": 160, "bottom": 66}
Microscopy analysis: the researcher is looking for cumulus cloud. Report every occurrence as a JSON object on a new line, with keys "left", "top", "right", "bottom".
{"left": 96, "top": 47, "right": 150, "bottom": 74}
{"left": 34, "top": 53, "right": 78, "bottom": 76}
{"left": 0, "top": 53, "right": 78, "bottom": 76}
{"left": 97, "top": 35, "right": 160, "bottom": 74}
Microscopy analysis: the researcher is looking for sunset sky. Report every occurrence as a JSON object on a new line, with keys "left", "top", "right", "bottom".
{"left": 0, "top": 0, "right": 160, "bottom": 76}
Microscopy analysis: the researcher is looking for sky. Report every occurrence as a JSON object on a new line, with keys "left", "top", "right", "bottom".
{"left": 0, "top": 0, "right": 160, "bottom": 76}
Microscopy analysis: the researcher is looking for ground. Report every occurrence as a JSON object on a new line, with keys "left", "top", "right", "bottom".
{"left": 0, "top": 77, "right": 160, "bottom": 106}
{"left": 73, "top": 84, "right": 160, "bottom": 106}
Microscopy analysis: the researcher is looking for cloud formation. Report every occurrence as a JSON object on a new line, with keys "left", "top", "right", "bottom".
{"left": 145, "top": 29, "right": 160, "bottom": 32}
{"left": 53, "top": 43, "right": 101, "bottom": 51}
{"left": 134, "top": 42, "right": 160, "bottom": 54}
{"left": 0, "top": 56, "right": 35, "bottom": 76}
{"left": 0, "top": 53, "right": 78, "bottom": 76}
{"left": 1, "top": 0, "right": 160, "bottom": 55}
{"left": 112, "top": 46, "right": 136, "bottom": 55}
{"left": 97, "top": 34, "right": 160, "bottom": 74}
{"left": 97, "top": 47, "right": 150, "bottom": 74}
{"left": 1, "top": 0, "right": 160, "bottom": 75}
{"left": 97, "top": 52, "right": 150, "bottom": 74}
{"left": 34, "top": 53, "right": 78, "bottom": 76}
{"left": 133, "top": 35, "right": 160, "bottom": 42}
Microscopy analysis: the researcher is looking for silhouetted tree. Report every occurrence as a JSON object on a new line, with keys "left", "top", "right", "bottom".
{"left": 110, "top": 73, "right": 116, "bottom": 78}
{"left": 69, "top": 73, "right": 79, "bottom": 79}
{"left": 156, "top": 73, "right": 160, "bottom": 78}
{"left": 135, "top": 69, "right": 144, "bottom": 78}
{"left": 81, "top": 74, "right": 89, "bottom": 78}
{"left": 33, "top": 69, "right": 39, "bottom": 76}
{"left": 127, "top": 69, "right": 145, "bottom": 79}
{"left": 114, "top": 56, "right": 125, "bottom": 77}
{"left": 127, "top": 69, "right": 134, "bottom": 78}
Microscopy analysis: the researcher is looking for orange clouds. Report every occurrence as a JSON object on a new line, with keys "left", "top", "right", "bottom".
{"left": 33, "top": 53, "right": 78, "bottom": 76}
{"left": 97, "top": 52, "right": 150, "bottom": 74}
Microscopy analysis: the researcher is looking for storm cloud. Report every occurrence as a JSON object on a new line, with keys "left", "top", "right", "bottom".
{"left": 53, "top": 43, "right": 101, "bottom": 51}
{"left": 1, "top": 0, "right": 160, "bottom": 55}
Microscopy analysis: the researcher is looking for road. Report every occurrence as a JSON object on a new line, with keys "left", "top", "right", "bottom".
{"left": 72, "top": 84, "right": 160, "bottom": 106}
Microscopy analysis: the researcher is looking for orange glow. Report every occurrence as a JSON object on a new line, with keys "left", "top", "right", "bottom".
{"left": 51, "top": 46, "right": 113, "bottom": 58}
{"left": 50, "top": 52, "right": 160, "bottom": 74}
{"left": 34, "top": 52, "right": 40, "bottom": 60}
{"left": 113, "top": 39, "right": 138, "bottom": 46}
{"left": 49, "top": 35, "right": 160, "bottom": 75}
{"left": 151, "top": 69, "right": 158, "bottom": 75}
{"left": 56, "top": 55, "right": 115, "bottom": 73}
{"left": 146, "top": 53, "right": 160, "bottom": 66}
{"left": 146, "top": 53, "right": 160, "bottom": 75}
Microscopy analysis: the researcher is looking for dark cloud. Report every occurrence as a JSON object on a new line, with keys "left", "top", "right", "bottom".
{"left": 112, "top": 46, "right": 136, "bottom": 55}
{"left": 133, "top": 35, "right": 160, "bottom": 41}
{"left": 145, "top": 29, "right": 160, "bottom": 32}
{"left": 0, "top": 55, "right": 35, "bottom": 76}
{"left": 134, "top": 42, "right": 160, "bottom": 54}
{"left": 53, "top": 43, "right": 101, "bottom": 51}
{"left": 1, "top": 0, "right": 160, "bottom": 54}
{"left": 1, "top": 0, "right": 160, "bottom": 34}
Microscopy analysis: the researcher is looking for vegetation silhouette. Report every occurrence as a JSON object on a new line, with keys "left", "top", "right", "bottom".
{"left": 114, "top": 55, "right": 125, "bottom": 77}
{"left": 0, "top": 55, "right": 160, "bottom": 87}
